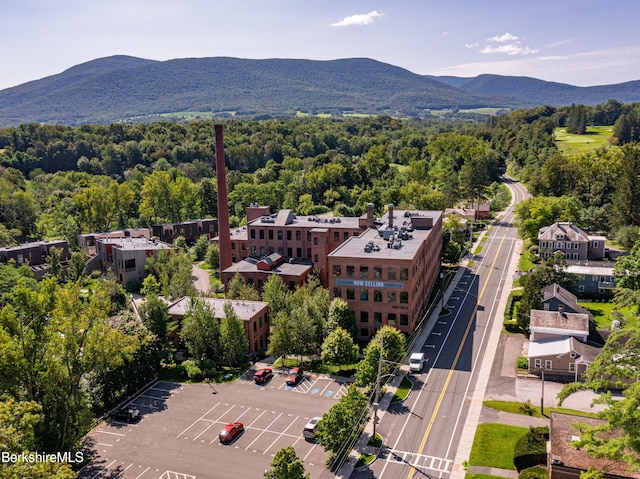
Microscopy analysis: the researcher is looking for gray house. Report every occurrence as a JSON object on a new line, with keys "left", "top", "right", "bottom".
{"left": 565, "top": 261, "right": 615, "bottom": 296}
{"left": 538, "top": 222, "right": 606, "bottom": 261}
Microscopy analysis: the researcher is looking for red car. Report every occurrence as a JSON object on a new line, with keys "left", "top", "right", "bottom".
{"left": 286, "top": 367, "right": 304, "bottom": 386}
{"left": 253, "top": 368, "right": 273, "bottom": 384}
{"left": 219, "top": 422, "right": 244, "bottom": 443}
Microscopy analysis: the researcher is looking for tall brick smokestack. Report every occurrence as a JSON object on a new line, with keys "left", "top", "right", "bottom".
{"left": 215, "top": 125, "right": 232, "bottom": 272}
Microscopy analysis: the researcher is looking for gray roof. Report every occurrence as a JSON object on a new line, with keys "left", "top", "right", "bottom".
{"left": 528, "top": 336, "right": 600, "bottom": 363}
{"left": 530, "top": 310, "right": 590, "bottom": 334}
{"left": 541, "top": 283, "right": 592, "bottom": 318}
{"left": 538, "top": 222, "right": 590, "bottom": 242}
{"left": 167, "top": 296, "right": 268, "bottom": 321}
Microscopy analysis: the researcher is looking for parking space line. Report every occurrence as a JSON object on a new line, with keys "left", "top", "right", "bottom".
{"left": 134, "top": 466, "right": 150, "bottom": 479}
{"left": 88, "top": 459, "right": 117, "bottom": 479}
{"left": 318, "top": 381, "right": 332, "bottom": 396}
{"left": 96, "top": 442, "right": 113, "bottom": 447}
{"left": 244, "top": 412, "right": 283, "bottom": 451}
{"left": 177, "top": 401, "right": 221, "bottom": 437}
{"left": 94, "top": 430, "right": 126, "bottom": 436}
{"left": 262, "top": 415, "right": 299, "bottom": 455}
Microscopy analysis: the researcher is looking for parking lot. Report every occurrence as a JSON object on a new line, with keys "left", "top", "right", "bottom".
{"left": 79, "top": 369, "right": 350, "bottom": 479}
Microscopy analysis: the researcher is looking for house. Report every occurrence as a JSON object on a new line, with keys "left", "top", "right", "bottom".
{"left": 538, "top": 222, "right": 606, "bottom": 261}
{"left": 529, "top": 310, "right": 591, "bottom": 342}
{"left": 566, "top": 261, "right": 615, "bottom": 296}
{"left": 95, "top": 236, "right": 173, "bottom": 286}
{"left": 152, "top": 218, "right": 217, "bottom": 245}
{"left": 78, "top": 228, "right": 150, "bottom": 256}
{"left": 528, "top": 336, "right": 601, "bottom": 382}
{"left": 221, "top": 254, "right": 313, "bottom": 292}
{"left": 167, "top": 296, "right": 269, "bottom": 356}
{"left": 541, "top": 283, "right": 593, "bottom": 320}
{"left": 0, "top": 240, "right": 70, "bottom": 280}
{"left": 549, "top": 412, "right": 640, "bottom": 479}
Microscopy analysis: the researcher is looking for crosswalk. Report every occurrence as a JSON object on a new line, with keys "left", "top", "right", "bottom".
{"left": 382, "top": 448, "right": 452, "bottom": 474}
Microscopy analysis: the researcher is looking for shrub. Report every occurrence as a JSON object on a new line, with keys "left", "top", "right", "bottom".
{"left": 516, "top": 356, "right": 529, "bottom": 370}
{"left": 182, "top": 359, "right": 202, "bottom": 380}
{"left": 513, "top": 426, "right": 549, "bottom": 471}
{"left": 519, "top": 466, "right": 548, "bottom": 479}
{"left": 519, "top": 400, "right": 534, "bottom": 416}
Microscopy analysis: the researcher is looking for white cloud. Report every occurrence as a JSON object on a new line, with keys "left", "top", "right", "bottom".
{"left": 331, "top": 11, "right": 384, "bottom": 27}
{"left": 480, "top": 43, "right": 538, "bottom": 55}
{"left": 486, "top": 32, "right": 518, "bottom": 43}
{"left": 465, "top": 43, "right": 479, "bottom": 49}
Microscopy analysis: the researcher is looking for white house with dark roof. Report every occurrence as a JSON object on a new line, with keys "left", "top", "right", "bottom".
{"left": 538, "top": 221, "right": 606, "bottom": 260}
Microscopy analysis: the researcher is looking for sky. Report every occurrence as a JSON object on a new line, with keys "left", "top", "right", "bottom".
{"left": 2, "top": 0, "right": 640, "bottom": 91}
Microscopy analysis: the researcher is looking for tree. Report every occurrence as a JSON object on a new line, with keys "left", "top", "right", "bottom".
{"left": 611, "top": 145, "right": 640, "bottom": 229}
{"left": 515, "top": 195, "right": 582, "bottom": 241}
{"left": 261, "top": 274, "right": 290, "bottom": 317}
{"left": 220, "top": 302, "right": 248, "bottom": 366}
{"left": 355, "top": 326, "right": 406, "bottom": 388}
{"left": 566, "top": 104, "right": 587, "bottom": 134}
{"left": 267, "top": 311, "right": 294, "bottom": 361}
{"left": 264, "top": 446, "right": 310, "bottom": 479}
{"left": 226, "top": 272, "right": 260, "bottom": 300}
{"left": 193, "top": 235, "right": 210, "bottom": 262}
{"left": 326, "top": 298, "right": 356, "bottom": 339}
{"left": 315, "top": 384, "right": 368, "bottom": 469}
{"left": 181, "top": 299, "right": 221, "bottom": 362}
{"left": 321, "top": 327, "right": 358, "bottom": 367}
{"left": 45, "top": 246, "right": 63, "bottom": 282}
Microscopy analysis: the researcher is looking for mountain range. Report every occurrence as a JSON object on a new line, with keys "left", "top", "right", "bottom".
{"left": 0, "top": 55, "right": 638, "bottom": 127}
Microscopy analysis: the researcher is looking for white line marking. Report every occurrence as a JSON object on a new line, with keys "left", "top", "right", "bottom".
{"left": 134, "top": 466, "right": 150, "bottom": 479}
{"left": 177, "top": 401, "right": 221, "bottom": 437}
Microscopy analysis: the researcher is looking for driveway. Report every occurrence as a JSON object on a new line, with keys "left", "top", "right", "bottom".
{"left": 191, "top": 262, "right": 210, "bottom": 293}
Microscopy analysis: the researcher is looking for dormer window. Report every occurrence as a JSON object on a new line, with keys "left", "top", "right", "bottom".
{"left": 556, "top": 234, "right": 566, "bottom": 240}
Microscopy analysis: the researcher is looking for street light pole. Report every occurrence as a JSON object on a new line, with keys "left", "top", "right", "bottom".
{"left": 373, "top": 335, "right": 383, "bottom": 439}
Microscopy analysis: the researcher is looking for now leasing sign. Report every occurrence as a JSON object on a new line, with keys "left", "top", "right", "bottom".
{"left": 335, "top": 279, "right": 404, "bottom": 289}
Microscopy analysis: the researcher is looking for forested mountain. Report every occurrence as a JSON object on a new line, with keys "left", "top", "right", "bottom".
{"left": 0, "top": 56, "right": 524, "bottom": 127}
{"left": 429, "top": 74, "right": 640, "bottom": 106}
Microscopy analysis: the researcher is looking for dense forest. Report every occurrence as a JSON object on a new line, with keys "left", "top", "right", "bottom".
{"left": 1, "top": 100, "right": 640, "bottom": 476}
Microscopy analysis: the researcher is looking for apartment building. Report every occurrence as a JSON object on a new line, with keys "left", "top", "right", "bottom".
{"left": 538, "top": 222, "right": 606, "bottom": 260}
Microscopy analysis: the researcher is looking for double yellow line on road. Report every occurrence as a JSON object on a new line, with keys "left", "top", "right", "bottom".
{"left": 406, "top": 233, "right": 508, "bottom": 479}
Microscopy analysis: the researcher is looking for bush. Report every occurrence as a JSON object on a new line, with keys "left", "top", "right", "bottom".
{"left": 513, "top": 426, "right": 549, "bottom": 471}
{"left": 519, "top": 467, "right": 548, "bottom": 479}
{"left": 516, "top": 356, "right": 529, "bottom": 370}
{"left": 519, "top": 400, "right": 534, "bottom": 416}
{"left": 182, "top": 359, "right": 202, "bottom": 380}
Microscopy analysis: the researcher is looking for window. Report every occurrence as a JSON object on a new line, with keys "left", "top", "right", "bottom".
{"left": 360, "top": 328, "right": 369, "bottom": 338}
{"left": 387, "top": 291, "right": 396, "bottom": 303}
{"left": 346, "top": 289, "right": 355, "bottom": 300}
{"left": 259, "top": 229, "right": 265, "bottom": 239}
{"left": 360, "top": 289, "right": 368, "bottom": 301}
{"left": 314, "top": 237, "right": 318, "bottom": 245}
{"left": 400, "top": 291, "right": 409, "bottom": 304}
{"left": 307, "top": 231, "right": 311, "bottom": 241}
{"left": 253, "top": 322, "right": 257, "bottom": 332}
{"left": 570, "top": 352, "right": 578, "bottom": 359}
{"left": 534, "top": 359, "right": 541, "bottom": 369}
{"left": 400, "top": 314, "right": 408, "bottom": 326}
{"left": 361, "top": 311, "right": 369, "bottom": 323}
{"left": 388, "top": 268, "right": 396, "bottom": 280}
{"left": 333, "top": 265, "right": 342, "bottom": 276}
{"left": 592, "top": 241, "right": 599, "bottom": 248}
{"left": 314, "top": 254, "right": 318, "bottom": 262}
{"left": 346, "top": 266, "right": 355, "bottom": 277}
{"left": 344, "top": 232, "right": 349, "bottom": 240}
{"left": 374, "top": 290, "right": 382, "bottom": 302}
{"left": 251, "top": 246, "right": 257, "bottom": 256}
{"left": 374, "top": 312, "right": 382, "bottom": 324}
{"left": 124, "top": 258, "right": 136, "bottom": 270}
{"left": 360, "top": 266, "right": 368, "bottom": 278}
{"left": 250, "top": 230, "right": 256, "bottom": 239}
{"left": 374, "top": 267, "right": 382, "bottom": 278}
{"left": 277, "top": 230, "right": 283, "bottom": 240}
{"left": 388, "top": 313, "right": 396, "bottom": 325}
{"left": 296, "top": 230, "right": 301, "bottom": 241}
{"left": 400, "top": 268, "right": 409, "bottom": 281}
{"left": 569, "top": 363, "right": 576, "bottom": 373}
{"left": 579, "top": 285, "right": 585, "bottom": 292}
{"left": 231, "top": 243, "right": 236, "bottom": 250}
{"left": 287, "top": 230, "right": 292, "bottom": 240}
{"left": 241, "top": 243, "right": 246, "bottom": 251}
{"left": 259, "top": 317, "right": 263, "bottom": 328}
{"left": 573, "top": 242, "right": 579, "bottom": 249}
{"left": 545, "top": 360, "right": 552, "bottom": 370}
{"left": 334, "top": 232, "right": 340, "bottom": 241}
{"left": 268, "top": 230, "right": 273, "bottom": 240}
{"left": 269, "top": 247, "right": 274, "bottom": 254}
{"left": 333, "top": 288, "right": 342, "bottom": 298}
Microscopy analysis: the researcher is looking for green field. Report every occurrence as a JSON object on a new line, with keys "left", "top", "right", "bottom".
{"left": 577, "top": 301, "right": 637, "bottom": 330}
{"left": 469, "top": 423, "right": 528, "bottom": 470}
{"left": 555, "top": 126, "right": 614, "bottom": 154}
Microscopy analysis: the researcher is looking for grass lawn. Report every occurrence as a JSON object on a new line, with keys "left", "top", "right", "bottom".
{"left": 483, "top": 400, "right": 599, "bottom": 419}
{"left": 391, "top": 376, "right": 412, "bottom": 402}
{"left": 577, "top": 300, "right": 637, "bottom": 330}
{"left": 555, "top": 126, "right": 614, "bottom": 155}
{"left": 469, "top": 423, "right": 528, "bottom": 470}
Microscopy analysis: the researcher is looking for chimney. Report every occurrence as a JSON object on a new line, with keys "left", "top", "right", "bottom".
{"left": 388, "top": 204, "right": 394, "bottom": 228}
{"left": 215, "top": 125, "right": 232, "bottom": 272}
{"left": 366, "top": 203, "right": 375, "bottom": 228}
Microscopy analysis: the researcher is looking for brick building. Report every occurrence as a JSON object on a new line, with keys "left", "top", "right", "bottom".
{"left": 152, "top": 218, "right": 217, "bottom": 245}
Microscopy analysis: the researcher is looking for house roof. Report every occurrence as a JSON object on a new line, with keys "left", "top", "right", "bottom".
{"left": 566, "top": 260, "right": 615, "bottom": 276}
{"left": 528, "top": 336, "right": 601, "bottom": 364}
{"left": 530, "top": 310, "right": 590, "bottom": 335}
{"left": 550, "top": 412, "right": 640, "bottom": 478}
{"left": 539, "top": 222, "right": 590, "bottom": 242}
{"left": 167, "top": 296, "right": 268, "bottom": 321}
{"left": 542, "top": 283, "right": 592, "bottom": 318}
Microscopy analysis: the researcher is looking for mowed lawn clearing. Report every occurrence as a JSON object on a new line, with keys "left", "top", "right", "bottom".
{"left": 555, "top": 126, "right": 614, "bottom": 154}
{"left": 469, "top": 423, "right": 528, "bottom": 470}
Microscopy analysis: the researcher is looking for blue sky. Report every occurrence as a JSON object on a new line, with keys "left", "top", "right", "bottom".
{"left": 2, "top": 0, "right": 640, "bottom": 90}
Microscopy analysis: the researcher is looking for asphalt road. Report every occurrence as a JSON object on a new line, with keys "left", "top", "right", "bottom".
{"left": 353, "top": 177, "right": 530, "bottom": 479}
{"left": 79, "top": 371, "right": 349, "bottom": 479}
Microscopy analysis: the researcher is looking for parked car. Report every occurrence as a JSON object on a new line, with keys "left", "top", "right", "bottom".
{"left": 253, "top": 368, "right": 274, "bottom": 384}
{"left": 110, "top": 407, "right": 140, "bottom": 423}
{"left": 286, "top": 367, "right": 304, "bottom": 386}
{"left": 219, "top": 422, "right": 244, "bottom": 443}
{"left": 303, "top": 417, "right": 321, "bottom": 440}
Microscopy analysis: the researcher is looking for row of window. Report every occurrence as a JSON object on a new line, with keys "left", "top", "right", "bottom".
{"left": 532, "top": 358, "right": 577, "bottom": 373}
{"left": 333, "top": 265, "right": 410, "bottom": 281}
{"left": 540, "top": 240, "right": 599, "bottom": 249}
{"left": 249, "top": 228, "right": 356, "bottom": 242}
{"left": 334, "top": 288, "right": 409, "bottom": 303}
{"left": 359, "top": 311, "right": 409, "bottom": 332}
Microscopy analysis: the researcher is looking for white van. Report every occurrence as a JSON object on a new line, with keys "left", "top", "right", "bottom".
{"left": 409, "top": 352, "right": 425, "bottom": 373}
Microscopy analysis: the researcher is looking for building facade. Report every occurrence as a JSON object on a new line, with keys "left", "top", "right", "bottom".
{"left": 96, "top": 237, "right": 173, "bottom": 286}
{"left": 152, "top": 218, "right": 217, "bottom": 245}
{"left": 538, "top": 222, "right": 606, "bottom": 260}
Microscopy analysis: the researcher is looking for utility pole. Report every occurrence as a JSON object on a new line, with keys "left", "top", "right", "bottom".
{"left": 373, "top": 335, "right": 383, "bottom": 439}
{"left": 540, "top": 370, "right": 545, "bottom": 416}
